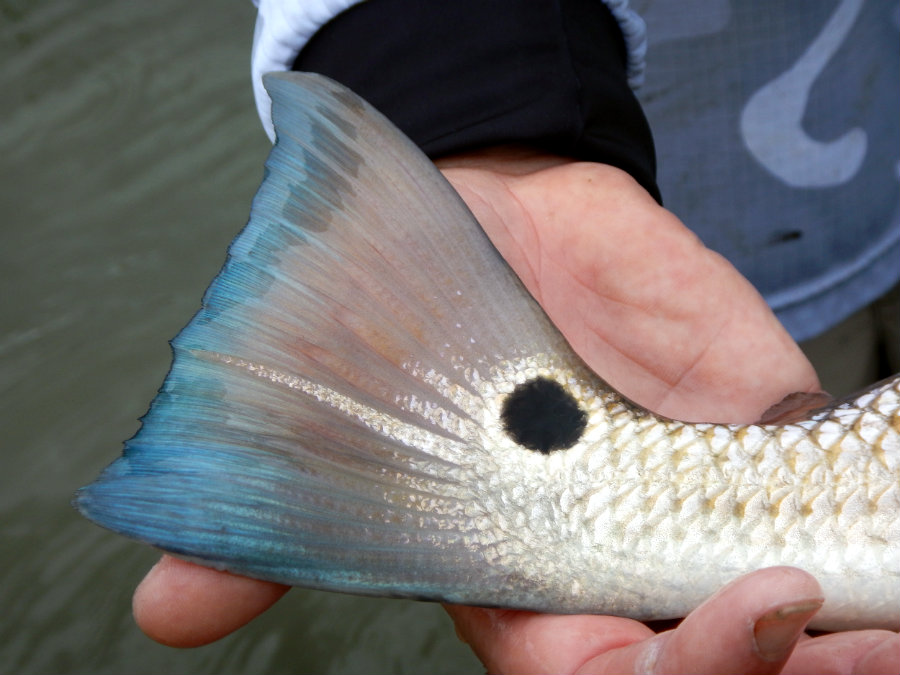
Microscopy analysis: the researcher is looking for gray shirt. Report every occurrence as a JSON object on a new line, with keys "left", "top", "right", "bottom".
{"left": 635, "top": 0, "right": 899, "bottom": 340}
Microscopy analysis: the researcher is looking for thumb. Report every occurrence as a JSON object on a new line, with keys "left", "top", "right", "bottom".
{"left": 581, "top": 567, "right": 822, "bottom": 675}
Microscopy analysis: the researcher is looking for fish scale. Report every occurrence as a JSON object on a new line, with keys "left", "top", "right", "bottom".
{"left": 75, "top": 73, "right": 899, "bottom": 631}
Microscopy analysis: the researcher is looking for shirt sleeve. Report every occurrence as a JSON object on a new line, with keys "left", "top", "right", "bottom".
{"left": 254, "top": 0, "right": 660, "bottom": 203}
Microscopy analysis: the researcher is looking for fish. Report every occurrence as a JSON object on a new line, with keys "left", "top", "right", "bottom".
{"left": 75, "top": 72, "right": 900, "bottom": 632}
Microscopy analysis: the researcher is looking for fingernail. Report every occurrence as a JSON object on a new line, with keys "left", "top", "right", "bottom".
{"left": 753, "top": 598, "right": 823, "bottom": 661}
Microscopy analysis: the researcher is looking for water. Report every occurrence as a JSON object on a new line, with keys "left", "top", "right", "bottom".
{"left": 0, "top": 1, "right": 481, "bottom": 672}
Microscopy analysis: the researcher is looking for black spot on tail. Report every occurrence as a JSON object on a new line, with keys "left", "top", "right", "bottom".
{"left": 501, "top": 377, "right": 587, "bottom": 454}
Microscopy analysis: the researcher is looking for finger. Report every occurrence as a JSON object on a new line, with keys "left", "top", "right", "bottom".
{"left": 783, "top": 630, "right": 900, "bottom": 675}
{"left": 132, "top": 555, "right": 289, "bottom": 647}
{"left": 583, "top": 567, "right": 823, "bottom": 675}
{"left": 444, "top": 605, "right": 654, "bottom": 675}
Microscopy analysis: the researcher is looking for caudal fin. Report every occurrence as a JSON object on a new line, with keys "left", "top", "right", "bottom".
{"left": 74, "top": 73, "right": 580, "bottom": 601}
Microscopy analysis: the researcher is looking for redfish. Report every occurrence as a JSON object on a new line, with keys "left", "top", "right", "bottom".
{"left": 75, "top": 73, "right": 900, "bottom": 631}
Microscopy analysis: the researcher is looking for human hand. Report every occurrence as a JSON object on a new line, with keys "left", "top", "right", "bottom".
{"left": 131, "top": 149, "right": 899, "bottom": 672}
{"left": 437, "top": 151, "right": 898, "bottom": 673}
{"left": 445, "top": 567, "right": 899, "bottom": 674}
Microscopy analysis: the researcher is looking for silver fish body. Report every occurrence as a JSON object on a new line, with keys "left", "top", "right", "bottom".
{"left": 437, "top": 357, "right": 900, "bottom": 630}
{"left": 75, "top": 73, "right": 900, "bottom": 632}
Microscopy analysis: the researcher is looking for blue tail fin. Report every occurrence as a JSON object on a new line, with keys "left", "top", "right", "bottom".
{"left": 75, "top": 73, "right": 581, "bottom": 603}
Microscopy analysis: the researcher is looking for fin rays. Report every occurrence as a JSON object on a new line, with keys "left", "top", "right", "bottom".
{"left": 75, "top": 72, "right": 579, "bottom": 600}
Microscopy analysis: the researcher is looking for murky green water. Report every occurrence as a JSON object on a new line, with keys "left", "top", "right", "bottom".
{"left": 0, "top": 1, "right": 481, "bottom": 672}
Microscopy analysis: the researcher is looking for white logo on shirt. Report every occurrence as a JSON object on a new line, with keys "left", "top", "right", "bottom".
{"left": 740, "top": 0, "right": 866, "bottom": 188}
